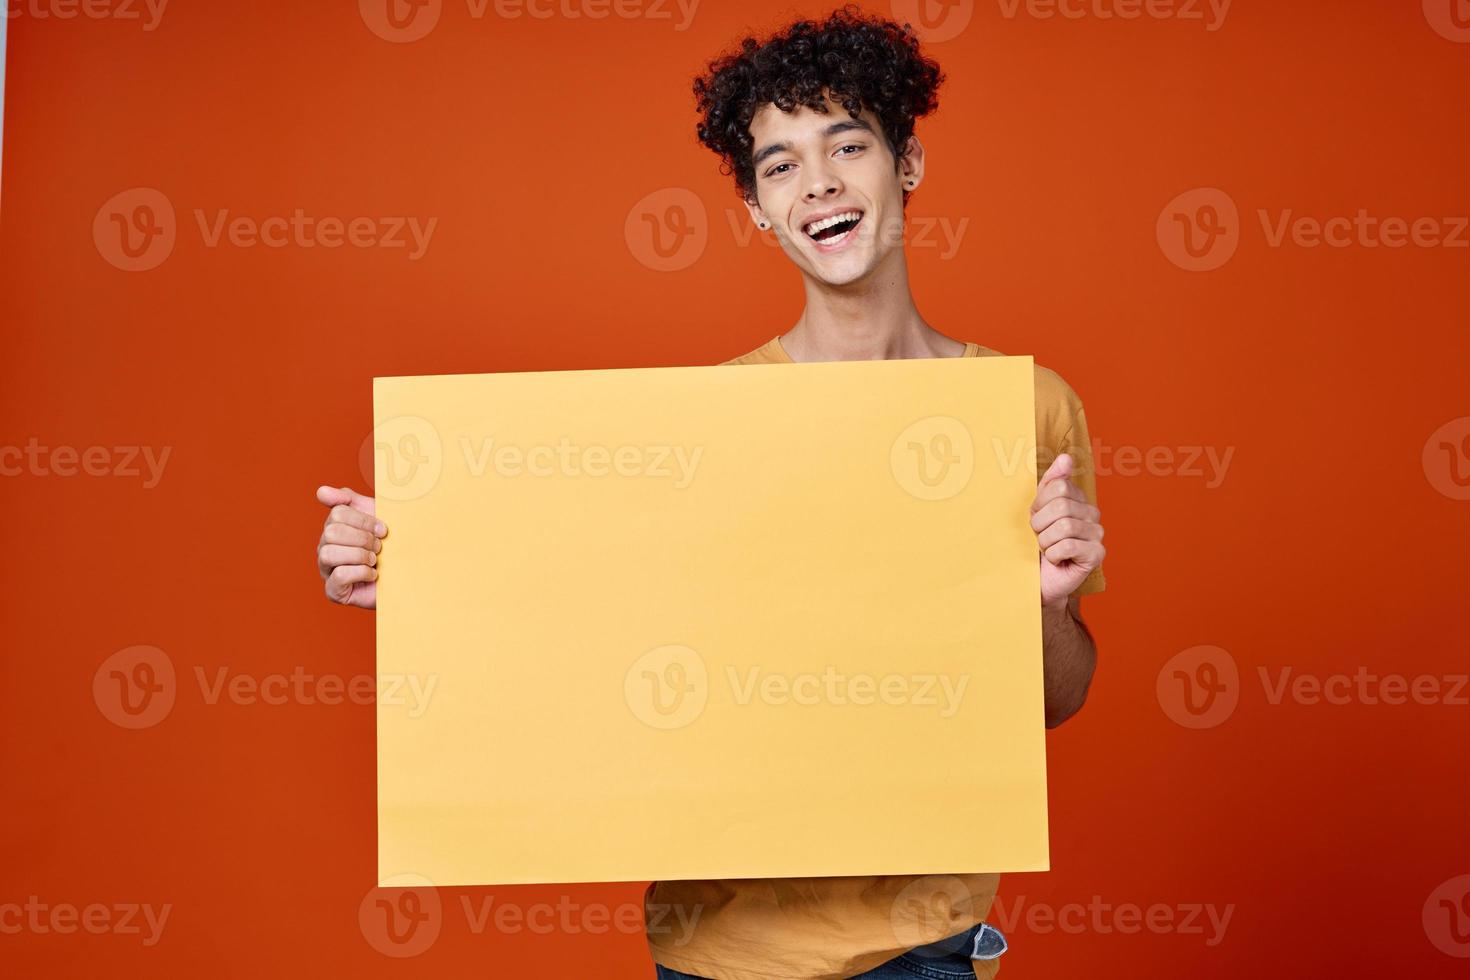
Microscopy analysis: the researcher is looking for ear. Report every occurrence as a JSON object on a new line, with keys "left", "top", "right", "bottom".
{"left": 897, "top": 135, "right": 926, "bottom": 192}
{"left": 743, "top": 198, "right": 770, "bottom": 230}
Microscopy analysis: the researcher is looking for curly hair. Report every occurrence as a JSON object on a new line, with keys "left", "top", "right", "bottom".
{"left": 692, "top": 4, "right": 946, "bottom": 207}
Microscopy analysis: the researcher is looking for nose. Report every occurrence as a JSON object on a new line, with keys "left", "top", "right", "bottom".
{"left": 803, "top": 165, "right": 842, "bottom": 202}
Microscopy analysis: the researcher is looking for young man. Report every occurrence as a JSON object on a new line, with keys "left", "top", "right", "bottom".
{"left": 315, "top": 6, "right": 1105, "bottom": 978}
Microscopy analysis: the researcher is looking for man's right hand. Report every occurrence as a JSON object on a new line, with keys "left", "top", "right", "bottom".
{"left": 316, "top": 485, "right": 385, "bottom": 609}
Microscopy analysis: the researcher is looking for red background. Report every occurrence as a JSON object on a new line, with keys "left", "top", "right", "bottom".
{"left": 2, "top": 0, "right": 1468, "bottom": 976}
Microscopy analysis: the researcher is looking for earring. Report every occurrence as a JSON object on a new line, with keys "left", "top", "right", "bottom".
{"left": 905, "top": 179, "right": 916, "bottom": 187}
{"left": 758, "top": 221, "right": 768, "bottom": 229}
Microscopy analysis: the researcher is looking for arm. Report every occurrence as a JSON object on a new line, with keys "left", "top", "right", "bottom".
{"left": 1030, "top": 452, "right": 1105, "bottom": 727}
{"left": 1042, "top": 594, "right": 1096, "bottom": 728}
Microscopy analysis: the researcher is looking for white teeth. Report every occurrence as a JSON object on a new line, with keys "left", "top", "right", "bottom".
{"left": 804, "top": 211, "right": 862, "bottom": 237}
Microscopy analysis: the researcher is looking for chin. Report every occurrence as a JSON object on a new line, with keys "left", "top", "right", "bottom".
{"left": 809, "top": 254, "right": 879, "bottom": 287}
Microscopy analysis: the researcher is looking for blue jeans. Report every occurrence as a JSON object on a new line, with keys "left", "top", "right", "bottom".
{"left": 654, "top": 921, "right": 1007, "bottom": 980}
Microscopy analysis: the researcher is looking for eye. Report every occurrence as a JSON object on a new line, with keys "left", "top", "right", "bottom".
{"left": 765, "top": 143, "right": 864, "bottom": 178}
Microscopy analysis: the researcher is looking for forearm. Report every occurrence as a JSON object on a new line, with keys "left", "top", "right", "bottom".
{"left": 1041, "top": 595, "right": 1096, "bottom": 728}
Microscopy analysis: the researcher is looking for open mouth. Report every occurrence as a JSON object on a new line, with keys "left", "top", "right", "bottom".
{"left": 803, "top": 210, "right": 864, "bottom": 248}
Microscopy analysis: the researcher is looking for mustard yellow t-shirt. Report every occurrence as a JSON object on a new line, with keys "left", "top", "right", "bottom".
{"left": 644, "top": 335, "right": 1105, "bottom": 980}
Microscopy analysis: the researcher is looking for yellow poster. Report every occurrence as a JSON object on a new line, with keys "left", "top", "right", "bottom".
{"left": 374, "top": 355, "right": 1047, "bottom": 886}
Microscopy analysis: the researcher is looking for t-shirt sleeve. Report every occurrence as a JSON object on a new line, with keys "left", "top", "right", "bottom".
{"left": 1036, "top": 368, "right": 1106, "bottom": 599}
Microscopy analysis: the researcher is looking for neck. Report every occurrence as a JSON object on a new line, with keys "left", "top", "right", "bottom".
{"left": 780, "top": 249, "right": 963, "bottom": 362}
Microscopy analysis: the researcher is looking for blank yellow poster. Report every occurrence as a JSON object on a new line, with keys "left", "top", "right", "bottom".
{"left": 373, "top": 355, "right": 1047, "bottom": 887}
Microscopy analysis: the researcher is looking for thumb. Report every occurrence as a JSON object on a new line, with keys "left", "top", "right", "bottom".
{"left": 315, "top": 484, "right": 375, "bottom": 515}
{"left": 1039, "top": 451, "right": 1074, "bottom": 485}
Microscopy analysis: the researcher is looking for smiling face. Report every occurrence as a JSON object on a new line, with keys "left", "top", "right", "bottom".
{"left": 744, "top": 89, "right": 924, "bottom": 288}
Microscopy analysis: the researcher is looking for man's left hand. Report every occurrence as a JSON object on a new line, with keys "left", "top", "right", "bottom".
{"left": 1030, "top": 452, "right": 1106, "bottom": 610}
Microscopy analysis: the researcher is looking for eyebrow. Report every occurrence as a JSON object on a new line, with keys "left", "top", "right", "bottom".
{"left": 751, "top": 117, "right": 877, "bottom": 170}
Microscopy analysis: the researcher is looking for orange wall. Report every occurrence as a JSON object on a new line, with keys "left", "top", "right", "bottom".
{"left": 2, "top": 1, "right": 1468, "bottom": 976}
